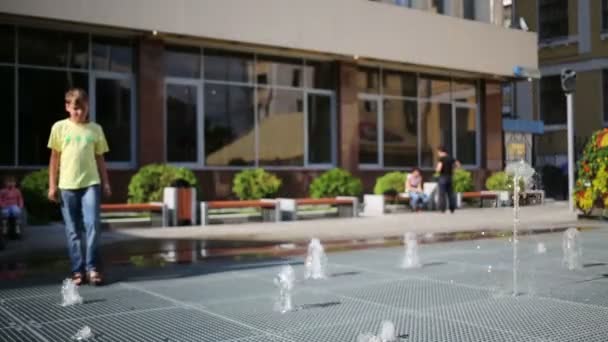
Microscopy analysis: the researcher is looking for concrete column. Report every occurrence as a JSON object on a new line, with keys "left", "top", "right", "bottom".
{"left": 481, "top": 81, "right": 503, "bottom": 171}
{"left": 338, "top": 62, "right": 359, "bottom": 173}
{"left": 137, "top": 38, "right": 165, "bottom": 166}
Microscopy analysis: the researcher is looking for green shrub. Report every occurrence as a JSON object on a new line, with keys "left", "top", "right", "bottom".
{"left": 485, "top": 171, "right": 524, "bottom": 191}
{"left": 453, "top": 169, "right": 474, "bottom": 193}
{"left": 21, "top": 168, "right": 60, "bottom": 224}
{"left": 232, "top": 169, "right": 282, "bottom": 200}
{"left": 128, "top": 164, "right": 198, "bottom": 203}
{"left": 374, "top": 172, "right": 407, "bottom": 195}
{"left": 309, "top": 168, "right": 363, "bottom": 198}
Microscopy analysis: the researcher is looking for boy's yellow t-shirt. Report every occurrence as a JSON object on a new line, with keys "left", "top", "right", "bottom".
{"left": 47, "top": 119, "right": 110, "bottom": 190}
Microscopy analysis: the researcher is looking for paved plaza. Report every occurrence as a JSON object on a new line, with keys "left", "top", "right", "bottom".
{"left": 1, "top": 225, "right": 608, "bottom": 341}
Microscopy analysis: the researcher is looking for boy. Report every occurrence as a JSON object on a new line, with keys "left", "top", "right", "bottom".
{"left": 48, "top": 88, "right": 111, "bottom": 286}
{"left": 0, "top": 175, "right": 24, "bottom": 237}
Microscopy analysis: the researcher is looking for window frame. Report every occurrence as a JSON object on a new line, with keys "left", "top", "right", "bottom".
{"left": 537, "top": 0, "right": 570, "bottom": 43}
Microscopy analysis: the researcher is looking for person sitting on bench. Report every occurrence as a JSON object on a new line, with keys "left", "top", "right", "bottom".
{"left": 0, "top": 175, "right": 24, "bottom": 237}
{"left": 405, "top": 168, "right": 428, "bottom": 211}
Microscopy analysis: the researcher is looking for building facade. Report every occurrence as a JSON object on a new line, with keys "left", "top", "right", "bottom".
{"left": 0, "top": 0, "right": 536, "bottom": 201}
{"left": 514, "top": 0, "right": 608, "bottom": 169}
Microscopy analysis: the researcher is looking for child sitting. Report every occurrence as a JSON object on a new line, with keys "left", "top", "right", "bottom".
{"left": 0, "top": 175, "right": 24, "bottom": 237}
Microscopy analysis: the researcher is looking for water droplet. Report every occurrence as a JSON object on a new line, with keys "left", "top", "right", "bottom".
{"left": 481, "top": 231, "right": 485, "bottom": 236}
{"left": 487, "top": 266, "right": 493, "bottom": 273}
{"left": 476, "top": 245, "right": 481, "bottom": 249}
{"left": 449, "top": 280, "right": 454, "bottom": 284}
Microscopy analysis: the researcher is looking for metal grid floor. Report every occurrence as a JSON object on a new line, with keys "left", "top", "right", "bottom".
{"left": 2, "top": 229, "right": 608, "bottom": 341}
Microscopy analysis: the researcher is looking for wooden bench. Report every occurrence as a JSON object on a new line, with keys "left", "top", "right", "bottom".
{"left": 100, "top": 203, "right": 169, "bottom": 226}
{"left": 279, "top": 197, "right": 358, "bottom": 220}
{"left": 200, "top": 199, "right": 279, "bottom": 225}
{"left": 461, "top": 191, "right": 499, "bottom": 208}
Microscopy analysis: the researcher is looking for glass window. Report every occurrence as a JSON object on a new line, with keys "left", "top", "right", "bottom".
{"left": 359, "top": 99, "right": 380, "bottom": 164}
{"left": 540, "top": 75, "right": 566, "bottom": 125}
{"left": 165, "top": 46, "right": 201, "bottom": 78}
{"left": 304, "top": 61, "right": 335, "bottom": 90}
{"left": 452, "top": 80, "right": 477, "bottom": 105}
{"left": 539, "top": 0, "right": 568, "bottom": 41}
{"left": 18, "top": 68, "right": 88, "bottom": 165}
{"left": 94, "top": 78, "right": 132, "bottom": 162}
{"left": 256, "top": 56, "right": 303, "bottom": 88}
{"left": 383, "top": 99, "right": 417, "bottom": 167}
{"left": 383, "top": 71, "right": 417, "bottom": 97}
{"left": 166, "top": 84, "right": 199, "bottom": 163}
{"left": 420, "top": 101, "right": 452, "bottom": 167}
{"left": 463, "top": 0, "right": 475, "bottom": 20}
{"left": 204, "top": 49, "right": 253, "bottom": 83}
{"left": 431, "top": 0, "right": 445, "bottom": 14}
{"left": 0, "top": 25, "right": 14, "bottom": 64}
{"left": 204, "top": 84, "right": 255, "bottom": 166}
{"left": 308, "top": 94, "right": 333, "bottom": 164}
{"left": 419, "top": 76, "right": 450, "bottom": 102}
{"left": 0, "top": 67, "right": 14, "bottom": 165}
{"left": 92, "top": 37, "right": 133, "bottom": 73}
{"left": 502, "top": 83, "right": 513, "bottom": 117}
{"left": 18, "top": 27, "right": 88, "bottom": 69}
{"left": 257, "top": 88, "right": 304, "bottom": 166}
{"left": 357, "top": 68, "right": 380, "bottom": 94}
{"left": 455, "top": 106, "right": 476, "bottom": 165}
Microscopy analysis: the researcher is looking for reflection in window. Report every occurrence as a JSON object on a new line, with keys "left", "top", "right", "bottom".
{"left": 420, "top": 101, "right": 452, "bottom": 167}
{"left": 383, "top": 99, "right": 417, "bottom": 167}
{"left": 0, "top": 67, "right": 14, "bottom": 165}
{"left": 18, "top": 27, "right": 88, "bottom": 69}
{"left": 304, "top": 61, "right": 335, "bottom": 90}
{"left": 95, "top": 78, "right": 132, "bottom": 162}
{"left": 204, "top": 49, "right": 253, "bottom": 83}
{"left": 419, "top": 76, "right": 450, "bottom": 102}
{"left": 452, "top": 80, "right": 477, "bottom": 105}
{"left": 0, "top": 25, "right": 14, "bottom": 63}
{"left": 19, "top": 68, "right": 88, "bottom": 165}
{"left": 456, "top": 107, "right": 476, "bottom": 165}
{"left": 357, "top": 68, "right": 380, "bottom": 94}
{"left": 383, "top": 71, "right": 417, "bottom": 97}
{"left": 257, "top": 88, "right": 304, "bottom": 166}
{"left": 165, "top": 46, "right": 200, "bottom": 78}
{"left": 359, "top": 99, "right": 379, "bottom": 164}
{"left": 256, "top": 56, "right": 303, "bottom": 87}
{"left": 308, "top": 94, "right": 332, "bottom": 164}
{"left": 204, "top": 84, "right": 255, "bottom": 166}
{"left": 540, "top": 75, "right": 566, "bottom": 125}
{"left": 166, "top": 84, "right": 198, "bottom": 163}
{"left": 92, "top": 37, "right": 133, "bottom": 73}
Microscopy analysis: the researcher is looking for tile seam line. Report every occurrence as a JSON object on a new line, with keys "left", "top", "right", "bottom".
{"left": 0, "top": 306, "right": 51, "bottom": 342}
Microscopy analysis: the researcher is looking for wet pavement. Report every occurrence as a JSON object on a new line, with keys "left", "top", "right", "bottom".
{"left": 1, "top": 226, "right": 608, "bottom": 341}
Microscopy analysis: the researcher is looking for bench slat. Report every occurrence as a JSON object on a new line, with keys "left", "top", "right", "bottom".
{"left": 207, "top": 200, "right": 276, "bottom": 209}
{"left": 295, "top": 198, "right": 353, "bottom": 206}
{"left": 101, "top": 203, "right": 163, "bottom": 212}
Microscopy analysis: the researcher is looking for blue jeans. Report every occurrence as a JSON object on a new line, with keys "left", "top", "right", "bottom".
{"left": 408, "top": 192, "right": 428, "bottom": 210}
{"left": 60, "top": 185, "right": 101, "bottom": 274}
{"left": 1, "top": 205, "right": 21, "bottom": 219}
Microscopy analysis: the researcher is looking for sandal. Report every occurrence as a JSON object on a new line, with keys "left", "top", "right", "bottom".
{"left": 71, "top": 272, "right": 84, "bottom": 286}
{"left": 88, "top": 270, "right": 104, "bottom": 286}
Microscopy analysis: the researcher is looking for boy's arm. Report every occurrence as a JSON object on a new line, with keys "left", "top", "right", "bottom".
{"left": 95, "top": 155, "right": 111, "bottom": 197}
{"left": 48, "top": 150, "right": 60, "bottom": 202}
{"left": 17, "top": 189, "right": 24, "bottom": 208}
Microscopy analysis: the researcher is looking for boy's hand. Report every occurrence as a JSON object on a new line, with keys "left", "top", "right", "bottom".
{"left": 103, "top": 183, "right": 112, "bottom": 197}
{"left": 48, "top": 186, "right": 58, "bottom": 202}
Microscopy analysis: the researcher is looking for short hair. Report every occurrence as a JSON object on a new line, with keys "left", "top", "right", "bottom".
{"left": 437, "top": 145, "right": 448, "bottom": 153}
{"left": 411, "top": 167, "right": 421, "bottom": 173}
{"left": 65, "top": 88, "right": 89, "bottom": 108}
